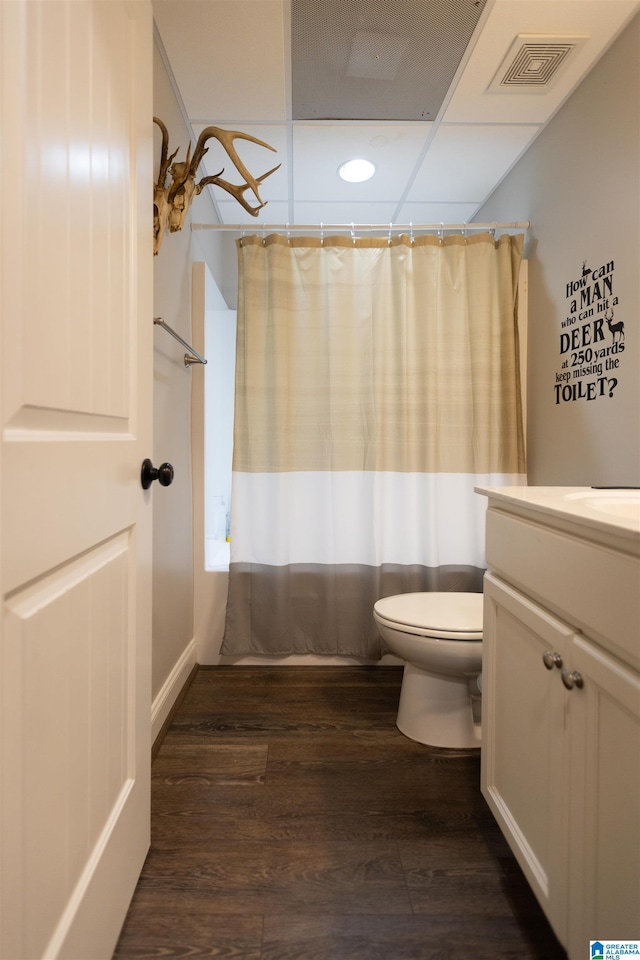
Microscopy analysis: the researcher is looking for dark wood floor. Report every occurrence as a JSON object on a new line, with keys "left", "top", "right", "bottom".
{"left": 113, "top": 666, "right": 567, "bottom": 960}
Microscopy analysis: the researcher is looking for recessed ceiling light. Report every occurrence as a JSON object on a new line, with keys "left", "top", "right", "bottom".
{"left": 338, "top": 158, "right": 376, "bottom": 183}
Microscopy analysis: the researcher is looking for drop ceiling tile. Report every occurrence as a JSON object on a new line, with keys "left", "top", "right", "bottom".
{"left": 443, "top": 0, "right": 640, "bottom": 124}
{"left": 213, "top": 200, "right": 292, "bottom": 226}
{"left": 153, "top": 0, "right": 287, "bottom": 121}
{"left": 292, "top": 124, "right": 432, "bottom": 202}
{"left": 396, "top": 201, "right": 482, "bottom": 225}
{"left": 191, "top": 123, "right": 289, "bottom": 205}
{"left": 407, "top": 124, "right": 540, "bottom": 203}
{"left": 292, "top": 201, "right": 399, "bottom": 226}
{"left": 291, "top": 0, "right": 485, "bottom": 122}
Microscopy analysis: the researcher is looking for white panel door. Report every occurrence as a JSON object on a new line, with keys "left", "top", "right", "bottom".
{"left": 0, "top": 2, "right": 153, "bottom": 958}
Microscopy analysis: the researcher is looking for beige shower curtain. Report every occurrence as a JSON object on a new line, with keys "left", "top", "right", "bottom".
{"left": 222, "top": 231, "right": 525, "bottom": 659}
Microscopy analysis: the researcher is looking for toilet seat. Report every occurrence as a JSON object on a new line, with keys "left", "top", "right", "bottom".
{"left": 373, "top": 592, "right": 483, "bottom": 640}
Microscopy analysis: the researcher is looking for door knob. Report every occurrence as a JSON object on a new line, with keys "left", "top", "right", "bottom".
{"left": 141, "top": 458, "right": 174, "bottom": 490}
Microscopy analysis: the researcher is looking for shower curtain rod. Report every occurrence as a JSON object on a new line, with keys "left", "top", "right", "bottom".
{"left": 191, "top": 220, "right": 529, "bottom": 234}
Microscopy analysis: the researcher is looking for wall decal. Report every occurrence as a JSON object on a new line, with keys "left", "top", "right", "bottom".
{"left": 555, "top": 258, "right": 625, "bottom": 403}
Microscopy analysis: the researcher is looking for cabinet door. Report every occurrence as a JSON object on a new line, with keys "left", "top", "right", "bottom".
{"left": 567, "top": 634, "right": 640, "bottom": 956}
{"left": 481, "top": 573, "right": 572, "bottom": 944}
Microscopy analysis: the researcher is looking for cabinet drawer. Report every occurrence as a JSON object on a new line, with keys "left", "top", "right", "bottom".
{"left": 486, "top": 508, "right": 640, "bottom": 670}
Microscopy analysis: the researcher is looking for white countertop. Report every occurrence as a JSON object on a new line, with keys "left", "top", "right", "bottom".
{"left": 475, "top": 485, "right": 640, "bottom": 543}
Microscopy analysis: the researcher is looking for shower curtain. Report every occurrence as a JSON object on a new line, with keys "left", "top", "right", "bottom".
{"left": 221, "top": 231, "right": 525, "bottom": 659}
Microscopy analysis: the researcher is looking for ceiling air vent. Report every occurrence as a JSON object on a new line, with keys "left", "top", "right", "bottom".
{"left": 488, "top": 34, "right": 588, "bottom": 94}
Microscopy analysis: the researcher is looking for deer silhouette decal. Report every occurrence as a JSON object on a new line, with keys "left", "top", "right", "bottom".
{"left": 605, "top": 309, "right": 624, "bottom": 343}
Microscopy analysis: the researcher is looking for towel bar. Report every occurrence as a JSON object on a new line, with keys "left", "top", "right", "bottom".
{"left": 153, "top": 317, "right": 207, "bottom": 367}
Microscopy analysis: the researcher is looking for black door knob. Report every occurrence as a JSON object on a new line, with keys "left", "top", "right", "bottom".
{"left": 141, "top": 458, "right": 174, "bottom": 489}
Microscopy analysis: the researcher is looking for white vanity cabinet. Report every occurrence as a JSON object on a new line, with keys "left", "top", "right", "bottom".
{"left": 477, "top": 487, "right": 640, "bottom": 960}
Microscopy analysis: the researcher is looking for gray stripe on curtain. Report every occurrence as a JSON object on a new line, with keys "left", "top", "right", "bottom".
{"left": 222, "top": 563, "right": 484, "bottom": 659}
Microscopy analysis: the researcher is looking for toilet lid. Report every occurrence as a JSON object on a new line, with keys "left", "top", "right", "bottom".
{"left": 373, "top": 592, "right": 483, "bottom": 640}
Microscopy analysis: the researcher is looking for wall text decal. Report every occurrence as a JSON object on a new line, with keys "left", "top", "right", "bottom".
{"left": 555, "top": 258, "right": 625, "bottom": 403}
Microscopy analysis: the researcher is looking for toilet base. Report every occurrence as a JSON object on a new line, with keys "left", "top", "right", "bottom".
{"left": 396, "top": 663, "right": 481, "bottom": 749}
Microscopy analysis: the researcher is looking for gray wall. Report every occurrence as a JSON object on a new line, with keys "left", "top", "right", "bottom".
{"left": 152, "top": 39, "right": 230, "bottom": 699}
{"left": 476, "top": 14, "right": 640, "bottom": 486}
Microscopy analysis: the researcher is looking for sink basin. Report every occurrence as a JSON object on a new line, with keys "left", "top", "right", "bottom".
{"left": 582, "top": 498, "right": 640, "bottom": 519}
{"left": 564, "top": 490, "right": 640, "bottom": 521}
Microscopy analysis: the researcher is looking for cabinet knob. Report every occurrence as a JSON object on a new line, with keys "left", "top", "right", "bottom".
{"left": 542, "top": 650, "right": 563, "bottom": 670}
{"left": 561, "top": 669, "right": 584, "bottom": 690}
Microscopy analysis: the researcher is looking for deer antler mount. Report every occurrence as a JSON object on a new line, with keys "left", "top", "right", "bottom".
{"left": 153, "top": 117, "right": 281, "bottom": 255}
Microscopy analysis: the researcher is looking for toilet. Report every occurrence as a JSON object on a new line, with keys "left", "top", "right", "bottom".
{"left": 373, "top": 592, "right": 483, "bottom": 749}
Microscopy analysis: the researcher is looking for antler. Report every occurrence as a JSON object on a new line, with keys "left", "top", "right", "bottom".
{"left": 153, "top": 117, "right": 183, "bottom": 254}
{"left": 153, "top": 117, "right": 179, "bottom": 189}
{"left": 188, "top": 126, "right": 281, "bottom": 207}
{"left": 196, "top": 163, "right": 281, "bottom": 217}
{"left": 152, "top": 117, "right": 281, "bottom": 251}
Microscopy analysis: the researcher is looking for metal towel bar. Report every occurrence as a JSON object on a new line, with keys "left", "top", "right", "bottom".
{"left": 153, "top": 317, "right": 207, "bottom": 367}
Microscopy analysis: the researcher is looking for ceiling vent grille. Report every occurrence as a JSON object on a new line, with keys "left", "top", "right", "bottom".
{"left": 489, "top": 34, "right": 588, "bottom": 94}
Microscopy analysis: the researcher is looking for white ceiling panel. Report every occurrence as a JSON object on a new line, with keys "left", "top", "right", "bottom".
{"left": 407, "top": 124, "right": 540, "bottom": 203}
{"left": 292, "top": 201, "right": 400, "bottom": 226}
{"left": 442, "top": 0, "right": 640, "bottom": 124}
{"left": 214, "top": 200, "right": 292, "bottom": 226}
{"left": 153, "top": 0, "right": 287, "bottom": 122}
{"left": 292, "top": 125, "right": 431, "bottom": 202}
{"left": 396, "top": 201, "right": 483, "bottom": 225}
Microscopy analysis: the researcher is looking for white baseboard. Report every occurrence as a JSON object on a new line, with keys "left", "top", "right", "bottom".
{"left": 151, "top": 638, "right": 198, "bottom": 745}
